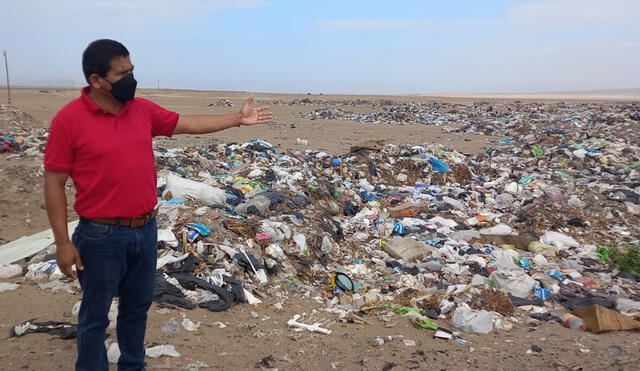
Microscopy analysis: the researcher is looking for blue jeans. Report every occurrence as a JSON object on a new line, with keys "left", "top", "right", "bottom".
{"left": 72, "top": 218, "right": 158, "bottom": 371}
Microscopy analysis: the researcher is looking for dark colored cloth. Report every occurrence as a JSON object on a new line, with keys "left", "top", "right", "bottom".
{"left": 343, "top": 201, "right": 359, "bottom": 216}
{"left": 288, "top": 195, "right": 311, "bottom": 208}
{"left": 153, "top": 273, "right": 196, "bottom": 310}
{"left": 164, "top": 254, "right": 198, "bottom": 274}
{"left": 171, "top": 274, "right": 245, "bottom": 312}
{"left": 73, "top": 218, "right": 158, "bottom": 371}
{"left": 321, "top": 218, "right": 344, "bottom": 241}
{"left": 617, "top": 271, "right": 640, "bottom": 282}
{"left": 530, "top": 313, "right": 562, "bottom": 323}
{"left": 509, "top": 294, "right": 544, "bottom": 307}
{"left": 222, "top": 186, "right": 245, "bottom": 206}
{"left": 260, "top": 192, "right": 289, "bottom": 211}
{"left": 556, "top": 283, "right": 617, "bottom": 311}
{"left": 368, "top": 164, "right": 378, "bottom": 177}
{"left": 235, "top": 250, "right": 265, "bottom": 272}
{"left": 11, "top": 319, "right": 77, "bottom": 339}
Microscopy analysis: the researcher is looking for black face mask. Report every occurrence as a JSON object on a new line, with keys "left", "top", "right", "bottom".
{"left": 108, "top": 73, "right": 137, "bottom": 102}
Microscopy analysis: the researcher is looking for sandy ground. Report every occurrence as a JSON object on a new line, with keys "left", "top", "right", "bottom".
{"left": 1, "top": 285, "right": 639, "bottom": 371}
{"left": 1, "top": 88, "right": 639, "bottom": 370}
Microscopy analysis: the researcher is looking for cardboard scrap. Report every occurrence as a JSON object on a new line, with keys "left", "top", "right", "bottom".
{"left": 572, "top": 304, "right": 640, "bottom": 333}
{"left": 383, "top": 237, "right": 430, "bottom": 261}
{"left": 388, "top": 202, "right": 430, "bottom": 218}
{"left": 350, "top": 140, "right": 385, "bottom": 153}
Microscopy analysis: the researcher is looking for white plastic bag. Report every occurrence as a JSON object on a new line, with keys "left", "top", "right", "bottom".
{"left": 489, "top": 269, "right": 536, "bottom": 298}
{"left": 0, "top": 264, "right": 23, "bottom": 279}
{"left": 163, "top": 173, "right": 226, "bottom": 206}
{"left": 107, "top": 342, "right": 120, "bottom": 364}
{"left": 146, "top": 344, "right": 181, "bottom": 358}
{"left": 479, "top": 224, "right": 513, "bottom": 235}
{"left": 540, "top": 230, "right": 580, "bottom": 250}
{"left": 452, "top": 303, "right": 493, "bottom": 334}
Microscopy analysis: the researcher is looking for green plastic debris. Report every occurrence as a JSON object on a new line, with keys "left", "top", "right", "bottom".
{"left": 554, "top": 170, "right": 571, "bottom": 178}
{"left": 531, "top": 146, "right": 544, "bottom": 157}
{"left": 413, "top": 318, "right": 438, "bottom": 330}
{"left": 394, "top": 306, "right": 424, "bottom": 316}
{"left": 627, "top": 162, "right": 640, "bottom": 171}
{"left": 435, "top": 148, "right": 448, "bottom": 156}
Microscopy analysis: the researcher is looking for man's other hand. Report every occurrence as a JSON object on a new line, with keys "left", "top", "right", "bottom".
{"left": 57, "top": 242, "right": 84, "bottom": 280}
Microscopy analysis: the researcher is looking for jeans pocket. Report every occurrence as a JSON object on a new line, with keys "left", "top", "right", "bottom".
{"left": 78, "top": 221, "right": 113, "bottom": 241}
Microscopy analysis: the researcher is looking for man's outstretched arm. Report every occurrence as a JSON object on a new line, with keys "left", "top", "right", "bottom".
{"left": 173, "top": 96, "right": 272, "bottom": 135}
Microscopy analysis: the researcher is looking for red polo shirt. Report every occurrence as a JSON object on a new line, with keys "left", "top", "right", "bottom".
{"left": 44, "top": 87, "right": 179, "bottom": 218}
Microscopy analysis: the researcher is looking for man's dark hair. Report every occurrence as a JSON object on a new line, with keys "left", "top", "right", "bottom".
{"left": 82, "top": 39, "right": 129, "bottom": 83}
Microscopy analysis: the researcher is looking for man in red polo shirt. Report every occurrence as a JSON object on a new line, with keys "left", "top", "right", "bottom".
{"left": 44, "top": 39, "right": 272, "bottom": 371}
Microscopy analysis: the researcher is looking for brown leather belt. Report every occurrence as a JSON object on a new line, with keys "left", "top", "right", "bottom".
{"left": 91, "top": 209, "right": 158, "bottom": 228}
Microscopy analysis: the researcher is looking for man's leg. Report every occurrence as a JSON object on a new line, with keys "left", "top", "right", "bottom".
{"left": 74, "top": 220, "right": 129, "bottom": 371}
{"left": 116, "top": 219, "right": 158, "bottom": 370}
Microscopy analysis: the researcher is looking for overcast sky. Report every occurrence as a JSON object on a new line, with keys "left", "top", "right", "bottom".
{"left": 1, "top": 0, "right": 639, "bottom": 94}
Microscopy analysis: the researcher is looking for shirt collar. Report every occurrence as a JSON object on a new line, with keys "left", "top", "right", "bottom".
{"left": 80, "top": 86, "right": 132, "bottom": 115}
{"left": 81, "top": 86, "right": 102, "bottom": 113}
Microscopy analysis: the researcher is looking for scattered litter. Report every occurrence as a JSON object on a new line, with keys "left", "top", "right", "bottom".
{"left": 287, "top": 314, "right": 331, "bottom": 334}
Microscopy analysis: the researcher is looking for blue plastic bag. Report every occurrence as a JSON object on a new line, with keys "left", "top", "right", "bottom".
{"left": 428, "top": 157, "right": 450, "bottom": 173}
{"left": 534, "top": 287, "right": 552, "bottom": 299}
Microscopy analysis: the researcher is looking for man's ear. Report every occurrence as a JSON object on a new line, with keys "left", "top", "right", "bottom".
{"left": 88, "top": 74, "right": 104, "bottom": 89}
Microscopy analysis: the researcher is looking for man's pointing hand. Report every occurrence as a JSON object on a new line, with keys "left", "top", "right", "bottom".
{"left": 238, "top": 96, "right": 273, "bottom": 126}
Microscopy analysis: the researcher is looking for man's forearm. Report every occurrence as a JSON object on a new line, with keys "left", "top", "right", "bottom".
{"left": 45, "top": 181, "right": 70, "bottom": 245}
{"left": 174, "top": 113, "right": 242, "bottom": 135}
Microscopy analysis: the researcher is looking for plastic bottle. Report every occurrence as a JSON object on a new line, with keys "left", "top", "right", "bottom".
{"left": 562, "top": 314, "right": 586, "bottom": 331}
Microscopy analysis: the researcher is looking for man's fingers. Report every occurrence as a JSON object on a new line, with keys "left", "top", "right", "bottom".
{"left": 59, "top": 264, "right": 77, "bottom": 280}
{"left": 74, "top": 254, "right": 84, "bottom": 271}
{"left": 245, "top": 96, "right": 255, "bottom": 105}
{"left": 256, "top": 106, "right": 270, "bottom": 111}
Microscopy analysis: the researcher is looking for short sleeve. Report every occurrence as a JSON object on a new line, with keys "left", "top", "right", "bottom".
{"left": 44, "top": 117, "right": 73, "bottom": 172}
{"left": 141, "top": 99, "right": 180, "bottom": 137}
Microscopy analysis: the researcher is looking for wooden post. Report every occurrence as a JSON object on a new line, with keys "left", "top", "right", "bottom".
{"left": 2, "top": 50, "right": 10, "bottom": 104}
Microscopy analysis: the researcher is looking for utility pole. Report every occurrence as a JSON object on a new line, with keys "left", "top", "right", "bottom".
{"left": 2, "top": 50, "right": 10, "bottom": 104}
{"left": 157, "top": 79, "right": 160, "bottom": 90}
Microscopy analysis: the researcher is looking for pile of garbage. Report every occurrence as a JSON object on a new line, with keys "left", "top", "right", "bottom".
{"left": 0, "top": 105, "right": 49, "bottom": 155}
{"left": 257, "top": 98, "right": 396, "bottom": 107}
{"left": 208, "top": 99, "right": 236, "bottom": 108}
{"left": 0, "top": 131, "right": 47, "bottom": 156}
{"left": 301, "top": 102, "right": 640, "bottom": 136}
{"left": 2, "top": 99, "right": 640, "bottom": 342}
{"left": 0, "top": 135, "right": 24, "bottom": 153}
{"left": 137, "top": 132, "right": 640, "bottom": 334}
